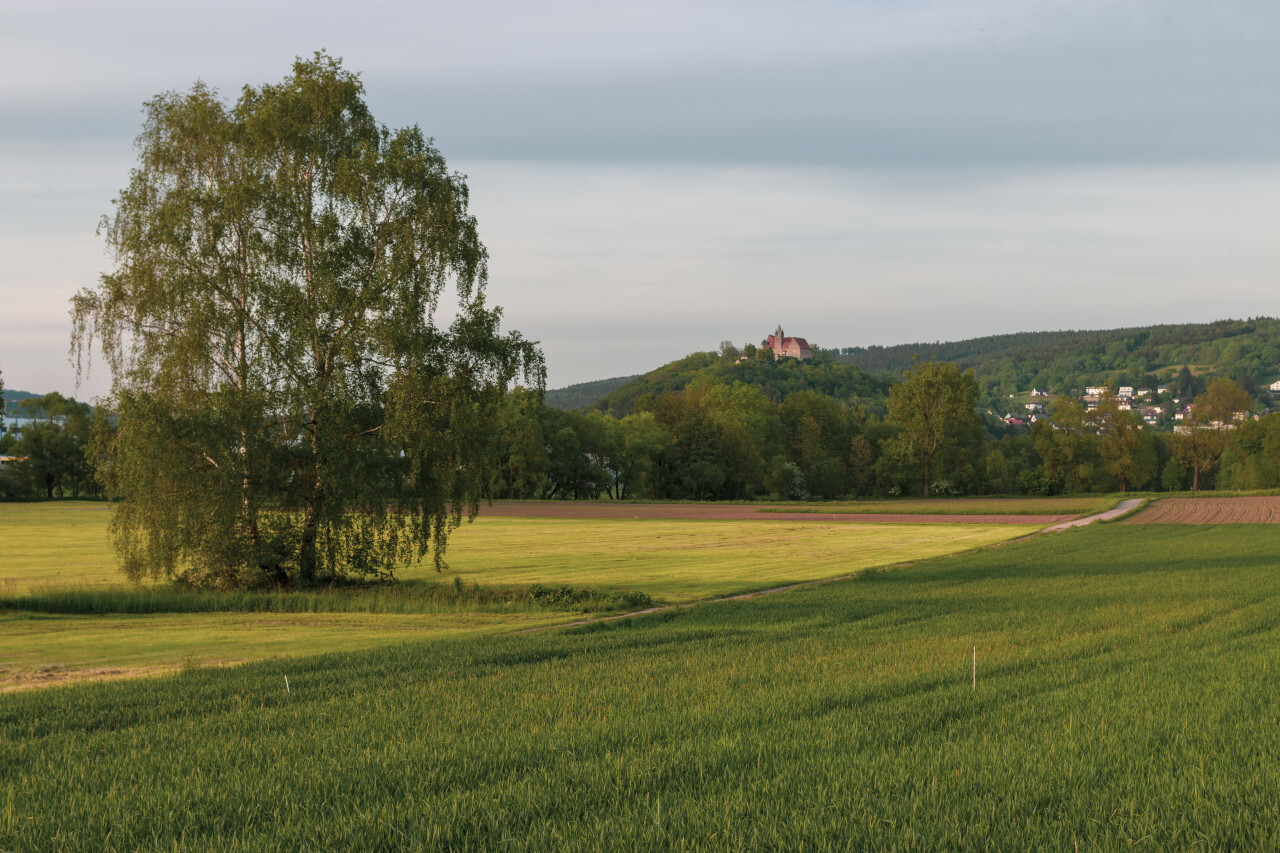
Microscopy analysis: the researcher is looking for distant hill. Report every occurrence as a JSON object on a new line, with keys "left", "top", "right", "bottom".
{"left": 564, "top": 317, "right": 1280, "bottom": 418}
{"left": 544, "top": 375, "right": 641, "bottom": 411}
{"left": 2, "top": 389, "right": 41, "bottom": 415}
{"left": 594, "top": 351, "right": 894, "bottom": 416}
{"left": 832, "top": 318, "right": 1280, "bottom": 400}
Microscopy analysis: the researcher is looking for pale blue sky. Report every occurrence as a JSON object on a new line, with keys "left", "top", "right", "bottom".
{"left": 2, "top": 0, "right": 1277, "bottom": 397}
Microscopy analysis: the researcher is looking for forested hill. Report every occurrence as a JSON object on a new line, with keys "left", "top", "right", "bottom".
{"left": 544, "top": 375, "right": 640, "bottom": 410}
{"left": 2, "top": 389, "right": 42, "bottom": 412}
{"left": 593, "top": 350, "right": 894, "bottom": 416}
{"left": 833, "top": 317, "right": 1280, "bottom": 396}
{"left": 548, "top": 317, "right": 1280, "bottom": 414}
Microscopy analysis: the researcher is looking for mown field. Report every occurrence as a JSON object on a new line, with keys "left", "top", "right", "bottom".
{"left": 3, "top": 523, "right": 1278, "bottom": 849}
{"left": 0, "top": 503, "right": 1038, "bottom": 687}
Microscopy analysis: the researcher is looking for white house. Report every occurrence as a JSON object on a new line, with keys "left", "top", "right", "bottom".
{"left": 1270, "top": 380, "right": 1280, "bottom": 393}
{"left": 1029, "top": 388, "right": 1049, "bottom": 397}
{"left": 1085, "top": 386, "right": 1108, "bottom": 396}
{"left": 1118, "top": 386, "right": 1134, "bottom": 398}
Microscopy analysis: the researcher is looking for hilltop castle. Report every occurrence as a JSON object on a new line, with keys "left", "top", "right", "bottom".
{"left": 763, "top": 325, "right": 813, "bottom": 361}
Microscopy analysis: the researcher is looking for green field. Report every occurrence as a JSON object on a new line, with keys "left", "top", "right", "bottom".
{"left": 0, "top": 503, "right": 123, "bottom": 592}
{"left": 425, "top": 517, "right": 1040, "bottom": 599}
{"left": 0, "top": 503, "right": 1038, "bottom": 687}
{"left": 3, "top": 523, "right": 1278, "bottom": 849}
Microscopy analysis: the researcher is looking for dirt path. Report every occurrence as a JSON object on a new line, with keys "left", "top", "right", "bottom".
{"left": 1041, "top": 498, "right": 1145, "bottom": 532}
{"left": 481, "top": 501, "right": 1072, "bottom": 525}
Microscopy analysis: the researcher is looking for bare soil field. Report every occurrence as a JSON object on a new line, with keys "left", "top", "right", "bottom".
{"left": 480, "top": 501, "right": 1072, "bottom": 524}
{"left": 1125, "top": 496, "right": 1280, "bottom": 524}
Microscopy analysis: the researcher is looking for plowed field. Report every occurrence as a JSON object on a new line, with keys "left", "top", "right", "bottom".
{"left": 1125, "top": 496, "right": 1280, "bottom": 524}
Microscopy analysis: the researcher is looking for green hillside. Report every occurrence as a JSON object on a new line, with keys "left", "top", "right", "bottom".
{"left": 565, "top": 318, "right": 1279, "bottom": 416}
{"left": 834, "top": 317, "right": 1280, "bottom": 398}
{"left": 544, "top": 375, "right": 640, "bottom": 411}
{"left": 593, "top": 350, "right": 894, "bottom": 415}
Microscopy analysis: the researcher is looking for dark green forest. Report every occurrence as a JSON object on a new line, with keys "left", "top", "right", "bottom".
{"left": 544, "top": 375, "right": 639, "bottom": 411}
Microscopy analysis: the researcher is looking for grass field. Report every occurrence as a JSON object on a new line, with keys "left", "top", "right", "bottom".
{"left": 0, "top": 503, "right": 1039, "bottom": 687}
{"left": 423, "top": 517, "right": 1041, "bottom": 600}
{"left": 3, "top": 523, "right": 1278, "bottom": 849}
{"left": 0, "top": 502, "right": 121, "bottom": 591}
{"left": 1, "top": 503, "right": 1039, "bottom": 597}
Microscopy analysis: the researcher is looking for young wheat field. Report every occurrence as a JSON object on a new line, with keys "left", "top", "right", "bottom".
{"left": 3, "top": 520, "right": 1279, "bottom": 849}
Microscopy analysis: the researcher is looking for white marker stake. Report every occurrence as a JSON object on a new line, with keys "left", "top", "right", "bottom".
{"left": 972, "top": 646, "right": 976, "bottom": 691}
{"left": 285, "top": 675, "right": 291, "bottom": 694}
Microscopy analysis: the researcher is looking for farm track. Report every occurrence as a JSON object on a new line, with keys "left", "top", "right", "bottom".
{"left": 1125, "top": 496, "right": 1280, "bottom": 524}
{"left": 480, "top": 501, "right": 1072, "bottom": 525}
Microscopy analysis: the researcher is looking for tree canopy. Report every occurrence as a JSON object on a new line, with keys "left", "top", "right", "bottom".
{"left": 885, "top": 359, "right": 981, "bottom": 496}
{"left": 73, "top": 53, "right": 542, "bottom": 588}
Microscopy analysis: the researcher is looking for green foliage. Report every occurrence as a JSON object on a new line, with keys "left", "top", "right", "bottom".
{"left": 1219, "top": 414, "right": 1280, "bottom": 489}
{"left": 6, "top": 525, "right": 1280, "bottom": 848}
{"left": 836, "top": 317, "right": 1280, "bottom": 401}
{"left": 1171, "top": 377, "right": 1253, "bottom": 491}
{"left": 595, "top": 348, "right": 893, "bottom": 416}
{"left": 1090, "top": 394, "right": 1158, "bottom": 492}
{"left": 885, "top": 359, "right": 981, "bottom": 496}
{"left": 0, "top": 393, "right": 101, "bottom": 500}
{"left": 543, "top": 375, "right": 640, "bottom": 411}
{"left": 72, "top": 54, "right": 540, "bottom": 587}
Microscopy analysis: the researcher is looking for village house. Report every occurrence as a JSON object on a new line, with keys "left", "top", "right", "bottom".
{"left": 1029, "top": 388, "right": 1049, "bottom": 397}
{"left": 1271, "top": 380, "right": 1280, "bottom": 393}
{"left": 763, "top": 325, "right": 813, "bottom": 361}
{"left": 1118, "top": 386, "right": 1134, "bottom": 398}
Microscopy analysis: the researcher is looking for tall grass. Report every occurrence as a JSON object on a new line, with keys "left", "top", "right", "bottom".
{"left": 4, "top": 524, "right": 1280, "bottom": 849}
{"left": 0, "top": 580, "right": 653, "bottom": 616}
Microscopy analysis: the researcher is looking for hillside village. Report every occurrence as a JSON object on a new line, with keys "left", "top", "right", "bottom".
{"left": 998, "top": 377, "right": 1280, "bottom": 433}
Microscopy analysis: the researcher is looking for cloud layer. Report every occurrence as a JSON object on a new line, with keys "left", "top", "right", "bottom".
{"left": 2, "top": 1, "right": 1277, "bottom": 394}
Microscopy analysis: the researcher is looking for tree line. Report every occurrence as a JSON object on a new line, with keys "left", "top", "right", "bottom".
{"left": 7, "top": 362, "right": 1278, "bottom": 506}
{"left": 488, "top": 365, "right": 1280, "bottom": 501}
{"left": 0, "top": 391, "right": 106, "bottom": 500}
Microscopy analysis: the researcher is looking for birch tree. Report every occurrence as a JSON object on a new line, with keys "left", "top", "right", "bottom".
{"left": 73, "top": 53, "right": 542, "bottom": 588}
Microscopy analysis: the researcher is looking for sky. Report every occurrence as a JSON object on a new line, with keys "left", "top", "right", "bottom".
{"left": 2, "top": 0, "right": 1277, "bottom": 398}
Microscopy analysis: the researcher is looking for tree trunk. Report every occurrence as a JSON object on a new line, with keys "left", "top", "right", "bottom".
{"left": 299, "top": 406, "right": 323, "bottom": 586}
